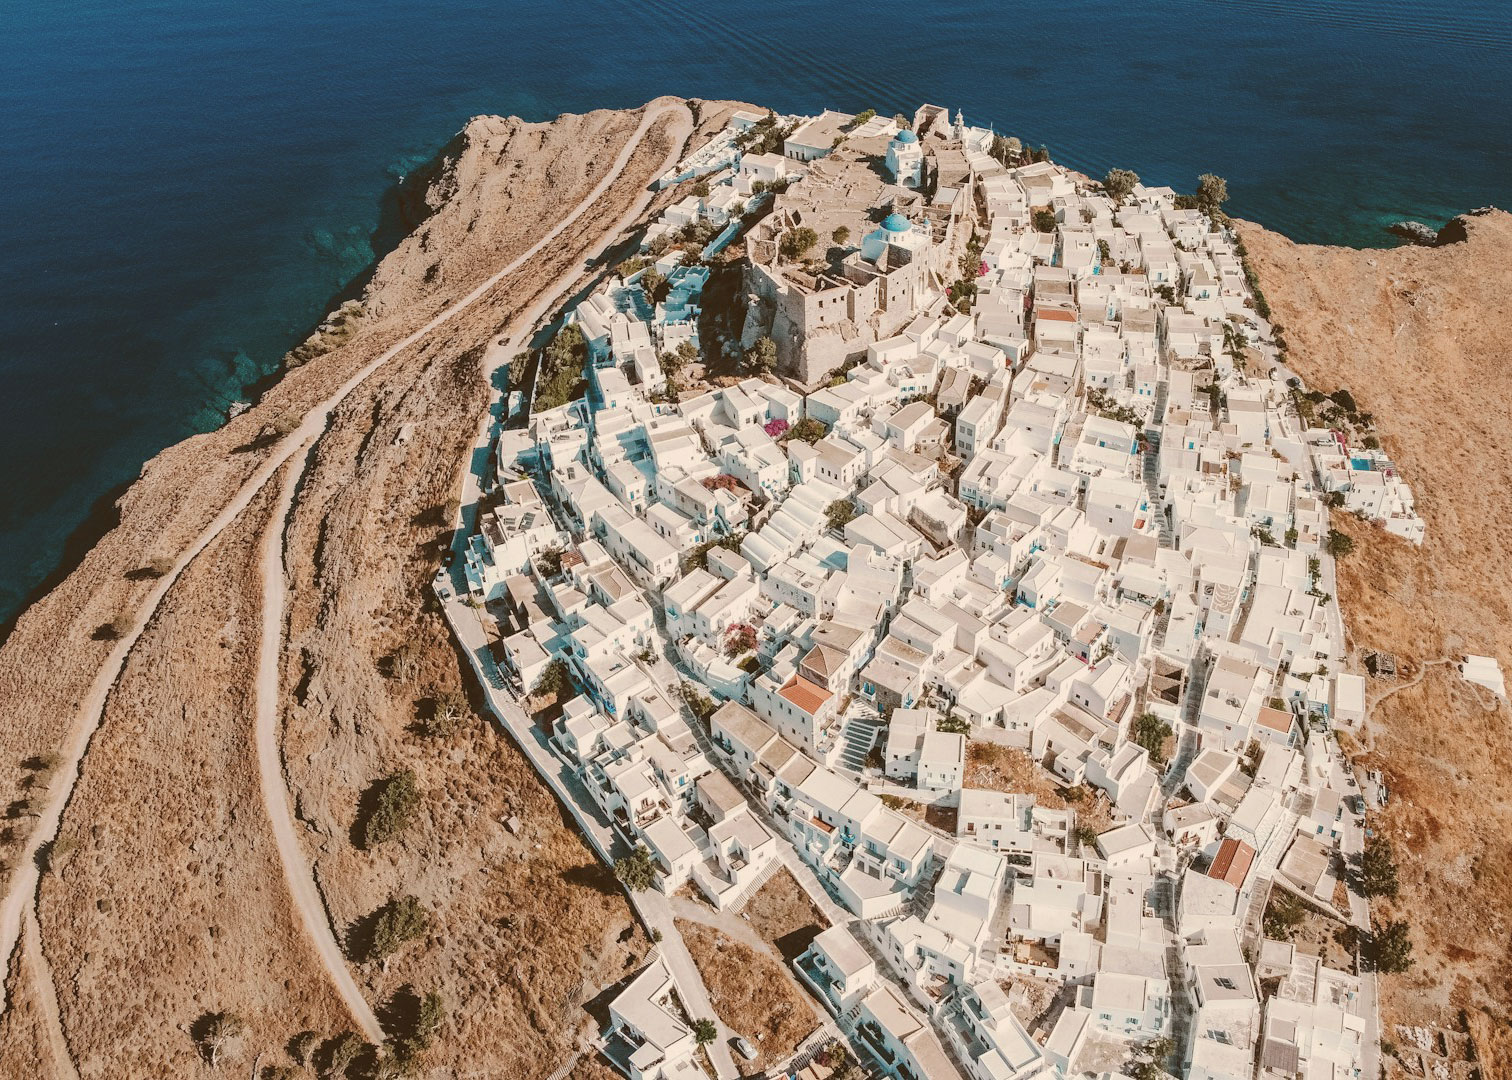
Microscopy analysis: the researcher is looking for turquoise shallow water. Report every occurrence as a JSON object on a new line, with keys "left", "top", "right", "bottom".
{"left": 1, "top": 0, "right": 1508, "bottom": 624}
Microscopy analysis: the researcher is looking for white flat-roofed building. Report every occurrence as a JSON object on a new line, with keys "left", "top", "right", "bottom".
{"left": 957, "top": 788, "right": 1071, "bottom": 855}
{"left": 794, "top": 924, "right": 878, "bottom": 1017}
{"left": 940, "top": 978, "right": 1047, "bottom": 1080}
{"left": 603, "top": 958, "right": 699, "bottom": 1080}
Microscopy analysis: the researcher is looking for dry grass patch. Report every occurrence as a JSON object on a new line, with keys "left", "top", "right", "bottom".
{"left": 741, "top": 867, "right": 829, "bottom": 961}
{"left": 1240, "top": 211, "right": 1512, "bottom": 1053}
{"left": 565, "top": 1052, "right": 626, "bottom": 1080}
{"left": 966, "top": 743, "right": 1069, "bottom": 805}
{"left": 675, "top": 918, "right": 818, "bottom": 1076}
{"left": 966, "top": 743, "right": 1117, "bottom": 833}
{"left": 881, "top": 793, "right": 958, "bottom": 834}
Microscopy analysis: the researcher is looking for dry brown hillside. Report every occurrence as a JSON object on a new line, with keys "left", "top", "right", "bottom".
{"left": 1240, "top": 212, "right": 1512, "bottom": 1077}
{"left": 0, "top": 97, "right": 749, "bottom": 1077}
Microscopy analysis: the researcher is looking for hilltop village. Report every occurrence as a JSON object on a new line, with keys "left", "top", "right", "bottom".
{"left": 439, "top": 104, "right": 1434, "bottom": 1080}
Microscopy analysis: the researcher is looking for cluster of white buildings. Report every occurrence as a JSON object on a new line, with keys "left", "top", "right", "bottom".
{"left": 456, "top": 104, "right": 1399, "bottom": 1080}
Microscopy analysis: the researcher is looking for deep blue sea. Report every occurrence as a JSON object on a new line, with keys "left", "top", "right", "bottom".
{"left": 2, "top": 0, "right": 1509, "bottom": 623}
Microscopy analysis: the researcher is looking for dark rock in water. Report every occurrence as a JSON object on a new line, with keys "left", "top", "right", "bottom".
{"left": 1434, "top": 217, "right": 1471, "bottom": 246}
{"left": 1387, "top": 221, "right": 1440, "bottom": 246}
{"left": 1387, "top": 209, "right": 1497, "bottom": 248}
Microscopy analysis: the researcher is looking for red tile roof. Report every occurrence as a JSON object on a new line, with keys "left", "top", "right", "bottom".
{"left": 779, "top": 674, "right": 833, "bottom": 717}
{"left": 1208, "top": 837, "right": 1256, "bottom": 889}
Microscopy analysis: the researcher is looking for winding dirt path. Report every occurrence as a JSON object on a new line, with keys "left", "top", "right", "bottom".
{"left": 22, "top": 907, "right": 78, "bottom": 1080}
{"left": 0, "top": 100, "right": 693, "bottom": 1021}
{"left": 254, "top": 449, "right": 383, "bottom": 1041}
{"left": 1368, "top": 657, "right": 1451, "bottom": 712}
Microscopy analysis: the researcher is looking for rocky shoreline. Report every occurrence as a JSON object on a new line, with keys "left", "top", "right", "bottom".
{"left": 1386, "top": 205, "right": 1498, "bottom": 247}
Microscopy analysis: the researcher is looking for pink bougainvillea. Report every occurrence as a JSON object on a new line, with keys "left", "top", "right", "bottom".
{"left": 724, "top": 623, "right": 758, "bottom": 657}
{"left": 764, "top": 417, "right": 789, "bottom": 438}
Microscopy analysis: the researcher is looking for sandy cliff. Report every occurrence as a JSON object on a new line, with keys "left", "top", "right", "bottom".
{"left": 1240, "top": 211, "right": 1512, "bottom": 1076}
{"left": 0, "top": 96, "right": 746, "bottom": 1077}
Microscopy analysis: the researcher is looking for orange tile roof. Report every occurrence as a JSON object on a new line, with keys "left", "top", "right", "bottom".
{"left": 1257, "top": 706, "right": 1293, "bottom": 733}
{"left": 800, "top": 643, "right": 844, "bottom": 681}
{"left": 779, "top": 674, "right": 833, "bottom": 717}
{"left": 1208, "top": 837, "right": 1256, "bottom": 889}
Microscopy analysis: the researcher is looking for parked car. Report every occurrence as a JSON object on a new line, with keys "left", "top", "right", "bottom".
{"left": 732, "top": 1036, "right": 758, "bottom": 1061}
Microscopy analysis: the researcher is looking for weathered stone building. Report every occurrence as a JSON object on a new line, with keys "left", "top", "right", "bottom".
{"left": 740, "top": 114, "right": 977, "bottom": 386}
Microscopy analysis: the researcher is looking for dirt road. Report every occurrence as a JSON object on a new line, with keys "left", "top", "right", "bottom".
{"left": 0, "top": 100, "right": 694, "bottom": 1020}
{"left": 246, "top": 100, "right": 692, "bottom": 1043}
{"left": 254, "top": 450, "right": 385, "bottom": 1041}
{"left": 21, "top": 908, "right": 77, "bottom": 1080}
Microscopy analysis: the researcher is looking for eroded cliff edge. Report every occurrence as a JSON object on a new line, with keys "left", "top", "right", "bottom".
{"left": 0, "top": 96, "right": 745, "bottom": 1076}
{"left": 1240, "top": 211, "right": 1512, "bottom": 1075}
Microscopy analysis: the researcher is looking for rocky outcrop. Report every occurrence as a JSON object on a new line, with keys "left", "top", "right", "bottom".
{"left": 1386, "top": 220, "right": 1440, "bottom": 246}
{"left": 1386, "top": 206, "right": 1499, "bottom": 247}
{"left": 1238, "top": 210, "right": 1512, "bottom": 1045}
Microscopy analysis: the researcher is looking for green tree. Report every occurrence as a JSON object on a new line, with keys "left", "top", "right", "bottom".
{"left": 661, "top": 339, "right": 698, "bottom": 380}
{"left": 692, "top": 1018, "right": 718, "bottom": 1046}
{"left": 825, "top": 499, "right": 858, "bottom": 532}
{"left": 1360, "top": 834, "right": 1400, "bottom": 898}
{"left": 382, "top": 984, "right": 446, "bottom": 1062}
{"left": 851, "top": 108, "right": 876, "bottom": 128}
{"left": 1329, "top": 387, "right": 1358, "bottom": 412}
{"left": 359, "top": 770, "right": 421, "bottom": 850}
{"left": 1196, "top": 173, "right": 1229, "bottom": 217}
{"left": 1143, "top": 1036, "right": 1175, "bottom": 1065}
{"left": 683, "top": 531, "right": 745, "bottom": 573}
{"left": 679, "top": 682, "right": 717, "bottom": 724}
{"left": 320, "top": 1032, "right": 367, "bottom": 1079}
{"left": 1133, "top": 713, "right": 1174, "bottom": 764}
{"left": 780, "top": 226, "right": 819, "bottom": 261}
{"left": 746, "top": 336, "right": 778, "bottom": 375}
{"left": 417, "top": 690, "right": 467, "bottom": 739}
{"left": 367, "top": 1056, "right": 412, "bottom": 1080}
{"left": 692, "top": 180, "right": 710, "bottom": 198}
{"left": 1326, "top": 529, "right": 1355, "bottom": 558}
{"left": 989, "top": 135, "right": 1022, "bottom": 166}
{"left": 1032, "top": 208, "right": 1057, "bottom": 233}
{"left": 196, "top": 1011, "right": 245, "bottom": 1069}
{"left": 361, "top": 896, "right": 430, "bottom": 963}
{"left": 535, "top": 545, "right": 565, "bottom": 577}
{"left": 1074, "top": 825, "right": 1099, "bottom": 849}
{"left": 290, "top": 1030, "right": 321, "bottom": 1068}
{"left": 614, "top": 844, "right": 659, "bottom": 891}
{"left": 640, "top": 266, "right": 665, "bottom": 302}
{"left": 786, "top": 417, "right": 828, "bottom": 444}
{"left": 832, "top": 225, "right": 850, "bottom": 246}
{"left": 536, "top": 323, "right": 589, "bottom": 410}
{"left": 1264, "top": 891, "right": 1306, "bottom": 939}
{"left": 936, "top": 714, "right": 971, "bottom": 735}
{"left": 1103, "top": 168, "right": 1139, "bottom": 205}
{"left": 532, "top": 657, "right": 573, "bottom": 701}
{"left": 1372, "top": 919, "right": 1414, "bottom": 974}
